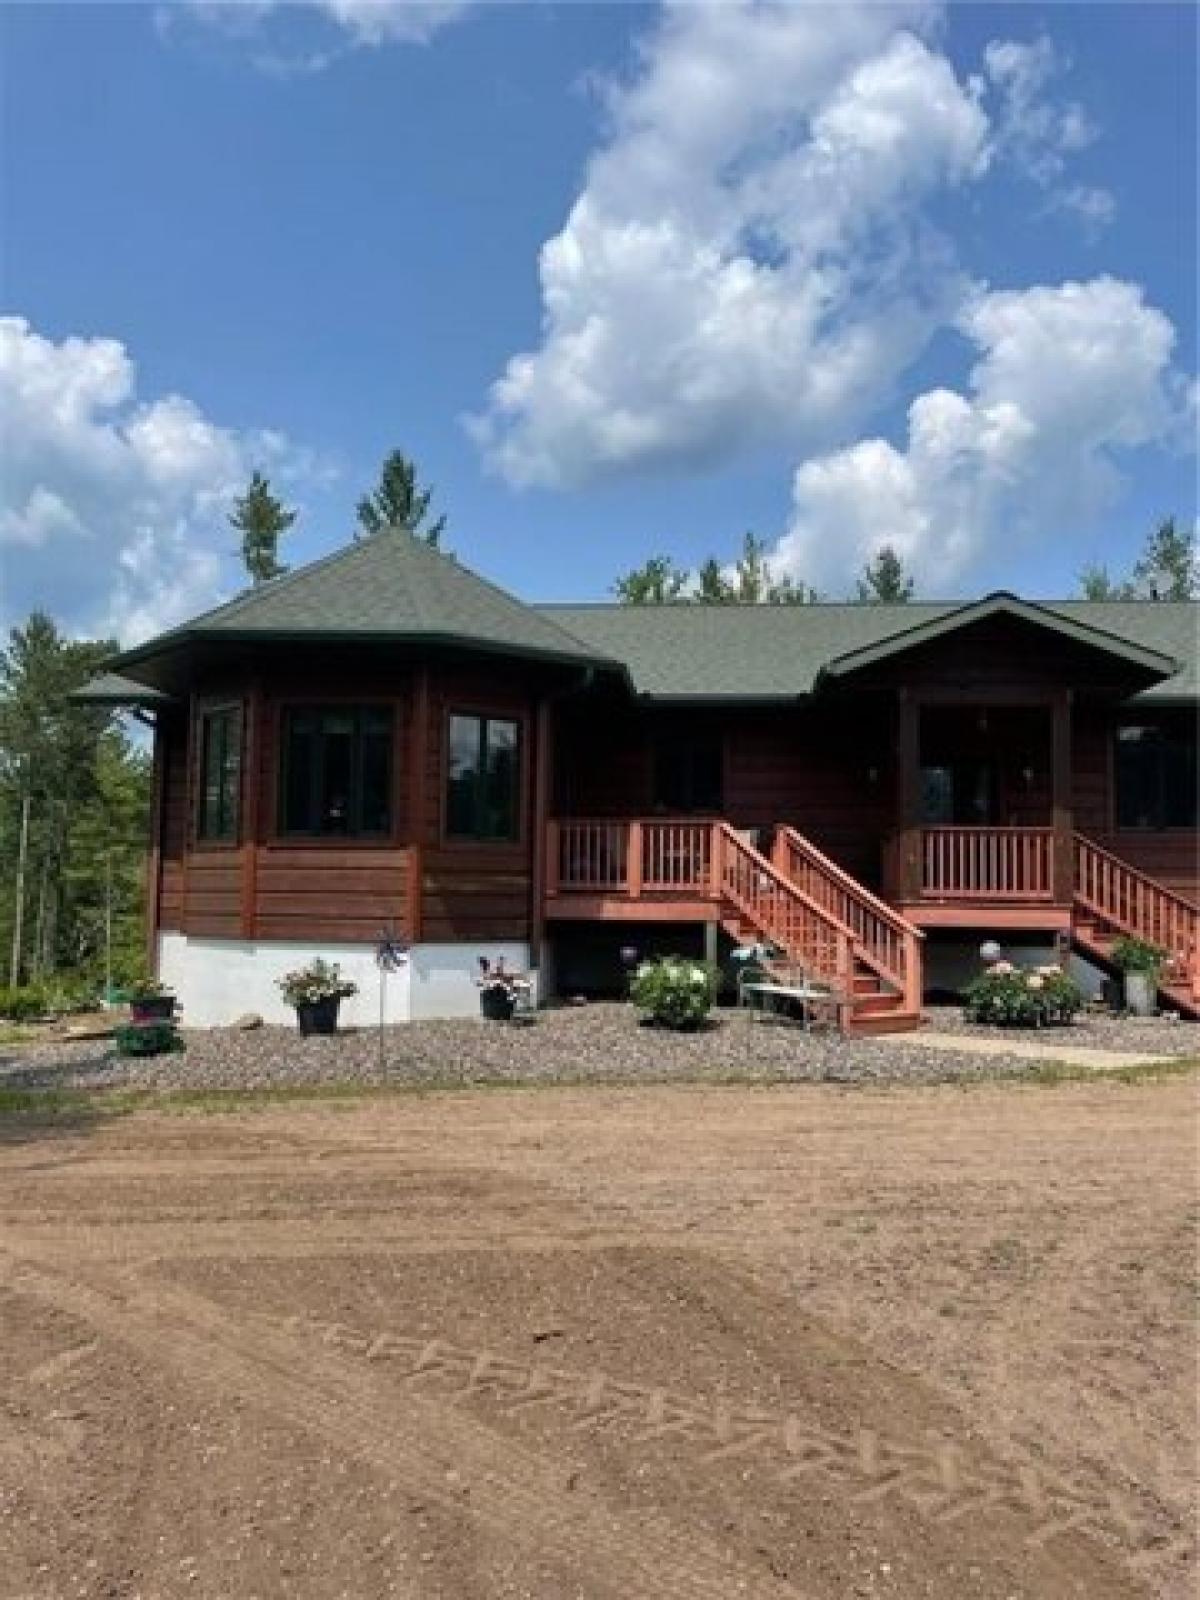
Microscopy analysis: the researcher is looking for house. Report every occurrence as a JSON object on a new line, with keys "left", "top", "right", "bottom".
{"left": 77, "top": 528, "right": 1199, "bottom": 1032}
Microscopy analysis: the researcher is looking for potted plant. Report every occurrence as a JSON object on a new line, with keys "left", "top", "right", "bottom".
{"left": 476, "top": 956, "right": 530, "bottom": 1022}
{"left": 128, "top": 976, "right": 177, "bottom": 1024}
{"left": 1110, "top": 937, "right": 1166, "bottom": 1017}
{"left": 277, "top": 958, "right": 358, "bottom": 1035}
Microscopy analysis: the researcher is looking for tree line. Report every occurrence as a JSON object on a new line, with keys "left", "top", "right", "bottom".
{"left": 610, "top": 518, "right": 1196, "bottom": 607}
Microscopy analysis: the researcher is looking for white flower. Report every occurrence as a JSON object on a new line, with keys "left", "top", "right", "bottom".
{"left": 1026, "top": 974, "right": 1045, "bottom": 990}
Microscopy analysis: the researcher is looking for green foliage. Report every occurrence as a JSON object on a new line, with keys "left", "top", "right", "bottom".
{"left": 963, "top": 962, "right": 1082, "bottom": 1028}
{"left": 229, "top": 470, "right": 296, "bottom": 585}
{"left": 0, "top": 612, "right": 151, "bottom": 989}
{"left": 1110, "top": 936, "right": 1167, "bottom": 974}
{"left": 1078, "top": 515, "right": 1196, "bottom": 601}
{"left": 855, "top": 545, "right": 915, "bottom": 603}
{"left": 356, "top": 449, "right": 447, "bottom": 545}
{"left": 629, "top": 955, "right": 717, "bottom": 1029}
{"left": 113, "top": 1020, "right": 185, "bottom": 1057}
{"left": 614, "top": 533, "right": 819, "bottom": 607}
{"left": 0, "top": 984, "right": 49, "bottom": 1021}
{"left": 277, "top": 957, "right": 358, "bottom": 1007}
{"left": 612, "top": 555, "right": 690, "bottom": 605}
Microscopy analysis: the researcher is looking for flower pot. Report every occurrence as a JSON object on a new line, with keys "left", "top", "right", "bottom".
{"left": 295, "top": 996, "right": 341, "bottom": 1036}
{"left": 480, "top": 988, "right": 516, "bottom": 1023}
{"left": 131, "top": 994, "right": 175, "bottom": 1023}
{"left": 1123, "top": 971, "right": 1155, "bottom": 1017}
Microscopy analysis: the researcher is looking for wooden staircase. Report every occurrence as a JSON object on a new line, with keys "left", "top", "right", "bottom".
{"left": 1072, "top": 833, "right": 1200, "bottom": 1018}
{"left": 716, "top": 823, "right": 924, "bottom": 1036}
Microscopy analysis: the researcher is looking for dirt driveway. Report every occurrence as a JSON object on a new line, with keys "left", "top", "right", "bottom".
{"left": 1, "top": 1076, "right": 1195, "bottom": 1599}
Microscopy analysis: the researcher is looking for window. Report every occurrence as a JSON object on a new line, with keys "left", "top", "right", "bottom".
{"left": 653, "top": 739, "right": 724, "bottom": 813}
{"left": 446, "top": 713, "right": 521, "bottom": 841}
{"left": 280, "top": 706, "right": 393, "bottom": 837}
{"left": 1116, "top": 722, "right": 1197, "bottom": 830}
{"left": 197, "top": 705, "right": 242, "bottom": 842}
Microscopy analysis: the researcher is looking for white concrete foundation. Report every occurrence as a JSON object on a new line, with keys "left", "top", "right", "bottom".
{"left": 158, "top": 932, "right": 535, "bottom": 1028}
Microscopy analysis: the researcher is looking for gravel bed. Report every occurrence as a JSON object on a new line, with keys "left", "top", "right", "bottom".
{"left": 923, "top": 1003, "right": 1199, "bottom": 1057}
{"left": 2, "top": 1001, "right": 1194, "bottom": 1095}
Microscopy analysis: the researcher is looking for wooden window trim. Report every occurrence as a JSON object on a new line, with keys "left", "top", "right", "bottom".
{"left": 272, "top": 699, "right": 401, "bottom": 845}
{"left": 192, "top": 699, "right": 243, "bottom": 851}
{"left": 440, "top": 703, "right": 529, "bottom": 849}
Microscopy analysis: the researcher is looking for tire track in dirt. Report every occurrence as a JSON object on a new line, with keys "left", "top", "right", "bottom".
{"left": 0, "top": 1250, "right": 806, "bottom": 1600}
{"left": 280, "top": 1309, "right": 1180, "bottom": 1581}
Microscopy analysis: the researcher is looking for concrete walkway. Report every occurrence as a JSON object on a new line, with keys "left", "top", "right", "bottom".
{"left": 879, "top": 1028, "right": 1174, "bottom": 1072}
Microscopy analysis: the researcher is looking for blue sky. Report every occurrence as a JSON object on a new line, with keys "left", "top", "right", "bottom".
{"left": 2, "top": 1, "right": 1196, "bottom": 641}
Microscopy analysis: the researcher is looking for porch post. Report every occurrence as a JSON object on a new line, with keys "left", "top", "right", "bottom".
{"left": 892, "top": 690, "right": 922, "bottom": 902}
{"left": 406, "top": 665, "right": 430, "bottom": 943}
{"left": 1050, "top": 687, "right": 1074, "bottom": 903}
{"left": 530, "top": 697, "right": 552, "bottom": 966}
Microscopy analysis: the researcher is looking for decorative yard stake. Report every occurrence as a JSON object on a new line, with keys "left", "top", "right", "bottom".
{"left": 374, "top": 926, "right": 409, "bottom": 1071}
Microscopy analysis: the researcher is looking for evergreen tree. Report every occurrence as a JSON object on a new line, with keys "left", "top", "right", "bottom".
{"left": 695, "top": 558, "right": 732, "bottom": 604}
{"left": 613, "top": 533, "right": 818, "bottom": 606}
{"left": 1131, "top": 516, "right": 1197, "bottom": 599}
{"left": 229, "top": 471, "right": 296, "bottom": 585}
{"left": 0, "top": 614, "right": 147, "bottom": 987}
{"left": 855, "top": 545, "right": 915, "bottom": 603}
{"left": 356, "top": 449, "right": 446, "bottom": 545}
{"left": 1077, "top": 563, "right": 1132, "bottom": 601}
{"left": 1076, "top": 517, "right": 1196, "bottom": 601}
{"left": 611, "top": 555, "right": 690, "bottom": 604}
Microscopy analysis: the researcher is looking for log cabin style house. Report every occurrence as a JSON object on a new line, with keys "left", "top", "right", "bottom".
{"left": 78, "top": 528, "right": 1200, "bottom": 1033}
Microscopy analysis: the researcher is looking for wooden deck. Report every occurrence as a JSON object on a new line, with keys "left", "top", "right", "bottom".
{"left": 545, "top": 817, "right": 1200, "bottom": 1020}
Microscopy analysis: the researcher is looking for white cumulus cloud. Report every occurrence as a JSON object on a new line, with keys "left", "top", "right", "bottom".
{"left": 0, "top": 316, "right": 320, "bottom": 645}
{"left": 771, "top": 277, "right": 1187, "bottom": 591}
{"left": 471, "top": 1, "right": 992, "bottom": 488}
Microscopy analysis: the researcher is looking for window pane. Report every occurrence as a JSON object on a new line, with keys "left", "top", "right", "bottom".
{"left": 1163, "top": 734, "right": 1198, "bottom": 828}
{"left": 483, "top": 718, "right": 519, "bottom": 840}
{"left": 281, "top": 706, "right": 392, "bottom": 837}
{"left": 198, "top": 708, "right": 240, "bottom": 841}
{"left": 1116, "top": 725, "right": 1161, "bottom": 829}
{"left": 360, "top": 712, "right": 392, "bottom": 835}
{"left": 447, "top": 714, "right": 482, "bottom": 837}
{"left": 284, "top": 717, "right": 315, "bottom": 833}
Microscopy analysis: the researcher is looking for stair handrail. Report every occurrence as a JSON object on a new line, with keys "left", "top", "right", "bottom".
{"left": 716, "top": 824, "right": 855, "bottom": 997}
{"left": 774, "top": 825, "right": 924, "bottom": 1013}
{"left": 1074, "top": 831, "right": 1199, "bottom": 999}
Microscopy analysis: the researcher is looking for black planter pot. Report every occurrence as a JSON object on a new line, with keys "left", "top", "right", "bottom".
{"left": 131, "top": 994, "right": 175, "bottom": 1023}
{"left": 480, "top": 987, "right": 516, "bottom": 1023}
{"left": 295, "top": 996, "right": 341, "bottom": 1036}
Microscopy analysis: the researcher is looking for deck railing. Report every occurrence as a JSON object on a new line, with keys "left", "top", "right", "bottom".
{"left": 920, "top": 826, "right": 1054, "bottom": 901}
{"left": 1075, "top": 833, "right": 1200, "bottom": 1001}
{"left": 775, "top": 826, "right": 924, "bottom": 1013}
{"left": 549, "top": 818, "right": 714, "bottom": 897}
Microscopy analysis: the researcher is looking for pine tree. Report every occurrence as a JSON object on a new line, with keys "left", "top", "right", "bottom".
{"left": 229, "top": 472, "right": 296, "bottom": 586}
{"left": 611, "top": 555, "right": 690, "bottom": 604}
{"left": 1076, "top": 517, "right": 1196, "bottom": 601}
{"left": 1132, "top": 516, "right": 1197, "bottom": 599}
{"left": 356, "top": 450, "right": 446, "bottom": 545}
{"left": 855, "top": 545, "right": 915, "bottom": 603}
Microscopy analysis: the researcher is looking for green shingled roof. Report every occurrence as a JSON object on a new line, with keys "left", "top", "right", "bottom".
{"left": 83, "top": 529, "right": 1196, "bottom": 707}
{"left": 69, "top": 671, "right": 173, "bottom": 707}
{"left": 112, "top": 527, "right": 614, "bottom": 672}
{"left": 537, "top": 598, "right": 1198, "bottom": 702}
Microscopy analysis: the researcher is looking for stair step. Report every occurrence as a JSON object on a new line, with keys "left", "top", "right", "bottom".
{"left": 845, "top": 1010, "right": 923, "bottom": 1037}
{"left": 853, "top": 992, "right": 904, "bottom": 1016}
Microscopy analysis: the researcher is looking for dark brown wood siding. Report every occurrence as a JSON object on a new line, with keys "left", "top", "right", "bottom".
{"left": 157, "top": 711, "right": 188, "bottom": 933}
{"left": 155, "top": 652, "right": 544, "bottom": 946}
{"left": 418, "top": 668, "right": 538, "bottom": 943}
